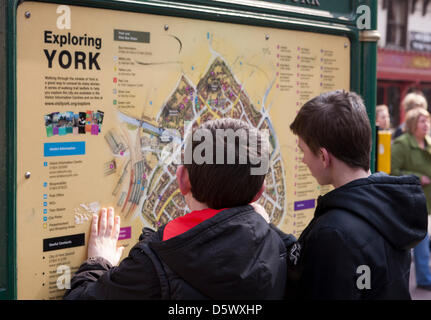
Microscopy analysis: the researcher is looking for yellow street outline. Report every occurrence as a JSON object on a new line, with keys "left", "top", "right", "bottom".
{"left": 156, "top": 188, "right": 181, "bottom": 221}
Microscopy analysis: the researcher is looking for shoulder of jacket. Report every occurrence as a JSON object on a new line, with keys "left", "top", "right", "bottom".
{"left": 309, "top": 210, "right": 368, "bottom": 239}
{"left": 393, "top": 134, "right": 411, "bottom": 146}
{"left": 305, "top": 212, "right": 345, "bottom": 239}
{"left": 129, "top": 228, "right": 164, "bottom": 260}
{"left": 309, "top": 209, "right": 383, "bottom": 250}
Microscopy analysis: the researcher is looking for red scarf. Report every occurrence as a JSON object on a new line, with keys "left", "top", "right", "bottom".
{"left": 163, "top": 208, "right": 226, "bottom": 241}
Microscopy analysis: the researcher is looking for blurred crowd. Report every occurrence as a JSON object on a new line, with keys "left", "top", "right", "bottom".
{"left": 381, "top": 91, "right": 431, "bottom": 290}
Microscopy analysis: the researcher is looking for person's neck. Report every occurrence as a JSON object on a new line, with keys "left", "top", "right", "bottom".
{"left": 184, "top": 193, "right": 209, "bottom": 212}
{"left": 330, "top": 161, "right": 370, "bottom": 189}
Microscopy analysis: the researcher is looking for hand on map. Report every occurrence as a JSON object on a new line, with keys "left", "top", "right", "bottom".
{"left": 87, "top": 207, "right": 124, "bottom": 266}
{"left": 250, "top": 202, "right": 270, "bottom": 223}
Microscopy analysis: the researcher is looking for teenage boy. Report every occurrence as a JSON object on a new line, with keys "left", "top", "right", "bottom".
{"left": 64, "top": 118, "right": 295, "bottom": 300}
{"left": 288, "top": 90, "right": 428, "bottom": 299}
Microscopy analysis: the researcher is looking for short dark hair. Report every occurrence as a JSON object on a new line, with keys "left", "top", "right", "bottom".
{"left": 184, "top": 118, "right": 267, "bottom": 209}
{"left": 290, "top": 90, "right": 371, "bottom": 171}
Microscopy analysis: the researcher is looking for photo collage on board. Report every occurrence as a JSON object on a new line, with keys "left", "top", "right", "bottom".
{"left": 44, "top": 110, "right": 104, "bottom": 137}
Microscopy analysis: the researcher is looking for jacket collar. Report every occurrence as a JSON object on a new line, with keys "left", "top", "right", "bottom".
{"left": 405, "top": 133, "right": 431, "bottom": 154}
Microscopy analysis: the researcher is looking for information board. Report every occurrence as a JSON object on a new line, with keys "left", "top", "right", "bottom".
{"left": 16, "top": 2, "right": 350, "bottom": 299}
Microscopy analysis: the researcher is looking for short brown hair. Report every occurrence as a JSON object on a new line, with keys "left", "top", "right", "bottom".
{"left": 184, "top": 118, "right": 267, "bottom": 209}
{"left": 290, "top": 90, "right": 371, "bottom": 171}
{"left": 405, "top": 108, "right": 430, "bottom": 135}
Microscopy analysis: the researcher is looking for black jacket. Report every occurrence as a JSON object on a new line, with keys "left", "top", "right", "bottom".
{"left": 64, "top": 205, "right": 295, "bottom": 300}
{"left": 288, "top": 173, "right": 428, "bottom": 300}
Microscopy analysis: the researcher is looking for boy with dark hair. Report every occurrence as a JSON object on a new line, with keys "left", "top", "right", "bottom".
{"left": 288, "top": 90, "right": 428, "bottom": 299}
{"left": 183, "top": 118, "right": 267, "bottom": 209}
{"left": 64, "top": 118, "right": 294, "bottom": 300}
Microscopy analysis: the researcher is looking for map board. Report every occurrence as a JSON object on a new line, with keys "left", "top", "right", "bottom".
{"left": 16, "top": 2, "right": 350, "bottom": 299}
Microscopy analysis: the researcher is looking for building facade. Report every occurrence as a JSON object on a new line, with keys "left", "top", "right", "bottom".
{"left": 377, "top": 0, "right": 431, "bottom": 127}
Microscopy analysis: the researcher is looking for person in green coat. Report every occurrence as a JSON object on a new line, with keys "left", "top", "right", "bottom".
{"left": 392, "top": 107, "right": 431, "bottom": 290}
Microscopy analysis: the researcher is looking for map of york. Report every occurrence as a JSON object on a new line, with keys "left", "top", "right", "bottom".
{"left": 106, "top": 56, "right": 286, "bottom": 228}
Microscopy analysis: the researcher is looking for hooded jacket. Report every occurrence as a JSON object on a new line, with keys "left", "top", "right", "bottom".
{"left": 63, "top": 205, "right": 294, "bottom": 300}
{"left": 287, "top": 173, "right": 428, "bottom": 300}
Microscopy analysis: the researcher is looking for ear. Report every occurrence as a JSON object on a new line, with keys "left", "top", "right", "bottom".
{"left": 176, "top": 165, "right": 192, "bottom": 195}
{"left": 319, "top": 147, "right": 331, "bottom": 169}
{"left": 251, "top": 181, "right": 265, "bottom": 203}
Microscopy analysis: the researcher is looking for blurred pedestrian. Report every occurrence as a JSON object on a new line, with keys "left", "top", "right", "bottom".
{"left": 376, "top": 104, "right": 391, "bottom": 130}
{"left": 392, "top": 107, "right": 431, "bottom": 290}
{"left": 393, "top": 92, "right": 428, "bottom": 139}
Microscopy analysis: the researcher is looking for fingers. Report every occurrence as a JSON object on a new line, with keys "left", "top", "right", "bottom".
{"left": 98, "top": 207, "right": 120, "bottom": 238}
{"left": 113, "top": 215, "right": 121, "bottom": 240}
{"left": 88, "top": 206, "right": 123, "bottom": 265}
{"left": 99, "top": 208, "right": 107, "bottom": 236}
{"left": 91, "top": 213, "right": 98, "bottom": 237}
{"left": 107, "top": 207, "right": 115, "bottom": 237}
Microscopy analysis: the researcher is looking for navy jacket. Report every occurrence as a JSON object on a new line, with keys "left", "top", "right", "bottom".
{"left": 288, "top": 173, "right": 428, "bottom": 300}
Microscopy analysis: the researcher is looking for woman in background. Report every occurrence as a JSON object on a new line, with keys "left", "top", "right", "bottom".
{"left": 392, "top": 107, "right": 431, "bottom": 290}
{"left": 376, "top": 104, "right": 390, "bottom": 130}
{"left": 392, "top": 92, "right": 428, "bottom": 139}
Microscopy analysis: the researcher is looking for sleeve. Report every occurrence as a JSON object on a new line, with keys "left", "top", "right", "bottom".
{"left": 391, "top": 139, "right": 423, "bottom": 178}
{"left": 299, "top": 227, "right": 360, "bottom": 300}
{"left": 63, "top": 242, "right": 162, "bottom": 300}
{"left": 269, "top": 223, "right": 297, "bottom": 250}
{"left": 269, "top": 224, "right": 301, "bottom": 299}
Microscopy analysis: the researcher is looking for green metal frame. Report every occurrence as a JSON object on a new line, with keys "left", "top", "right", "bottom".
{"left": 360, "top": 0, "right": 379, "bottom": 174}
{"left": 0, "top": 0, "right": 9, "bottom": 301}
{"left": 2, "top": 0, "right": 377, "bottom": 299}
{"left": 3, "top": 0, "right": 18, "bottom": 301}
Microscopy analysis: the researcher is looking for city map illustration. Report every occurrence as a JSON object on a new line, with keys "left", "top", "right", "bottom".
{"left": 106, "top": 55, "right": 286, "bottom": 228}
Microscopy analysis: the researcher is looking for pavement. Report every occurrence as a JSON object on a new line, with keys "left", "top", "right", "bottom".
{"left": 409, "top": 215, "right": 431, "bottom": 300}
{"left": 410, "top": 257, "right": 431, "bottom": 300}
